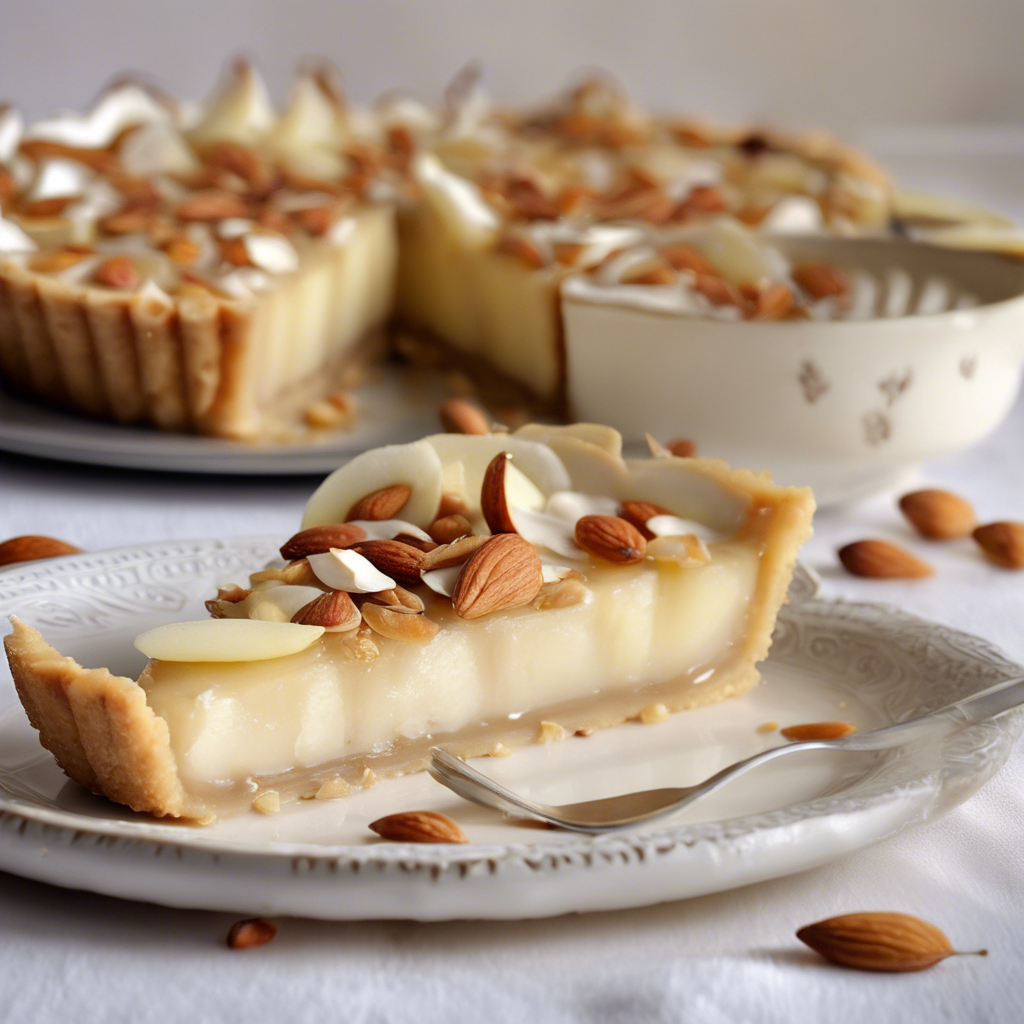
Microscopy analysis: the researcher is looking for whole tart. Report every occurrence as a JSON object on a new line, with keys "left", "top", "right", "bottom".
{"left": 5, "top": 423, "right": 814, "bottom": 821}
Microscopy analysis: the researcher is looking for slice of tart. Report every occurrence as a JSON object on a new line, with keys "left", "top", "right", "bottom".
{"left": 4, "top": 423, "right": 814, "bottom": 821}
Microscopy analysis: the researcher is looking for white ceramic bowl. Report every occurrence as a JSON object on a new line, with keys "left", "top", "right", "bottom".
{"left": 563, "top": 236, "right": 1024, "bottom": 504}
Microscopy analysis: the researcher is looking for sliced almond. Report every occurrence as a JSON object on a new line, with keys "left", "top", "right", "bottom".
{"left": 481, "top": 451, "right": 517, "bottom": 534}
{"left": 838, "top": 540, "right": 933, "bottom": 579}
{"left": 250, "top": 558, "right": 324, "bottom": 588}
{"left": 423, "top": 534, "right": 490, "bottom": 571}
{"left": 177, "top": 191, "right": 249, "bottom": 222}
{"left": 899, "top": 489, "right": 977, "bottom": 540}
{"left": 972, "top": 521, "right": 1024, "bottom": 569}
{"left": 369, "top": 810, "right": 467, "bottom": 844}
{"left": 346, "top": 484, "right": 412, "bottom": 522}
{"left": 533, "top": 576, "right": 589, "bottom": 610}
{"left": 792, "top": 262, "right": 850, "bottom": 300}
{"left": 0, "top": 535, "right": 82, "bottom": 567}
{"left": 619, "top": 501, "right": 672, "bottom": 541}
{"left": 364, "top": 585, "right": 425, "bottom": 613}
{"left": 660, "top": 243, "right": 716, "bottom": 275}
{"left": 307, "top": 548, "right": 396, "bottom": 593}
{"left": 781, "top": 721, "right": 857, "bottom": 741}
{"left": 134, "top": 619, "right": 324, "bottom": 662}
{"left": 621, "top": 260, "right": 677, "bottom": 286}
{"left": 346, "top": 539, "right": 426, "bottom": 586}
{"left": 574, "top": 515, "right": 647, "bottom": 565}
{"left": 428, "top": 514, "right": 472, "bottom": 545}
{"left": 291, "top": 590, "right": 361, "bottom": 631}
{"left": 439, "top": 398, "right": 490, "bottom": 435}
{"left": 452, "top": 534, "right": 543, "bottom": 620}
{"left": 647, "top": 534, "right": 710, "bottom": 567}
{"left": 279, "top": 523, "right": 367, "bottom": 561}
{"left": 361, "top": 602, "right": 439, "bottom": 642}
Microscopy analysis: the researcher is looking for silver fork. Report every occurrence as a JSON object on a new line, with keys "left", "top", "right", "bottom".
{"left": 428, "top": 675, "right": 1024, "bottom": 834}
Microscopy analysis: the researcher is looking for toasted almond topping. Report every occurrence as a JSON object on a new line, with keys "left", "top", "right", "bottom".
{"left": 280, "top": 523, "right": 367, "bottom": 561}
{"left": 796, "top": 913, "right": 984, "bottom": 972}
{"left": 291, "top": 590, "right": 361, "bottom": 631}
{"left": 574, "top": 515, "right": 647, "bottom": 565}
{"left": 307, "top": 548, "right": 396, "bottom": 593}
{"left": 647, "top": 533, "right": 710, "bottom": 568}
{"left": 495, "top": 233, "right": 546, "bottom": 268}
{"left": 177, "top": 191, "right": 249, "bottom": 222}
{"left": 622, "top": 260, "right": 677, "bottom": 286}
{"left": 838, "top": 540, "right": 933, "bottom": 579}
{"left": 533, "top": 576, "right": 589, "bottom": 610}
{"left": 781, "top": 721, "right": 857, "bottom": 741}
{"left": 346, "top": 484, "right": 412, "bottom": 523}
{"left": 250, "top": 558, "right": 325, "bottom": 589}
{"left": 792, "top": 262, "right": 849, "bottom": 300}
{"left": 639, "top": 703, "right": 670, "bottom": 724}
{"left": 347, "top": 538, "right": 426, "bottom": 586}
{"left": 22, "top": 196, "right": 77, "bottom": 218}
{"left": 753, "top": 283, "right": 796, "bottom": 320}
{"left": 490, "top": 742, "right": 512, "bottom": 757}
{"left": 227, "top": 918, "right": 277, "bottom": 949}
{"left": 972, "top": 521, "right": 1024, "bottom": 569}
{"left": 364, "top": 585, "right": 425, "bottom": 613}
{"left": 163, "top": 237, "right": 201, "bottom": 266}
{"left": 659, "top": 243, "right": 716, "bottom": 275}
{"left": 315, "top": 777, "right": 354, "bottom": 800}
{"left": 756, "top": 720, "right": 779, "bottom": 734}
{"left": 392, "top": 532, "right": 438, "bottom": 553}
{"left": 93, "top": 256, "right": 139, "bottom": 290}
{"left": 0, "top": 535, "right": 82, "bottom": 567}
{"left": 575, "top": 728, "right": 594, "bottom": 737}
{"left": 537, "top": 720, "right": 566, "bottom": 743}
{"left": 666, "top": 438, "right": 698, "bottom": 458}
{"left": 29, "top": 249, "right": 93, "bottom": 273}
{"left": 358, "top": 766, "right": 377, "bottom": 788}
{"left": 437, "top": 491, "right": 471, "bottom": 519}
{"left": 423, "top": 534, "right": 490, "bottom": 571}
{"left": 619, "top": 500, "right": 673, "bottom": 540}
{"left": 252, "top": 791, "right": 281, "bottom": 815}
{"left": 899, "top": 489, "right": 978, "bottom": 540}
{"left": 693, "top": 273, "right": 741, "bottom": 307}
{"left": 429, "top": 514, "right": 473, "bottom": 545}
{"left": 100, "top": 206, "right": 157, "bottom": 235}
{"left": 452, "top": 534, "right": 543, "bottom": 620}
{"left": 481, "top": 452, "right": 517, "bottom": 535}
{"left": 304, "top": 399, "right": 353, "bottom": 430}
{"left": 439, "top": 397, "right": 490, "bottom": 435}
{"left": 369, "top": 810, "right": 468, "bottom": 844}
{"left": 361, "top": 602, "right": 439, "bottom": 643}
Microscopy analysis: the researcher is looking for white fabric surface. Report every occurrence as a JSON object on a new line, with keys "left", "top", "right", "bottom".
{"left": 1, "top": 144, "right": 1023, "bottom": 1023}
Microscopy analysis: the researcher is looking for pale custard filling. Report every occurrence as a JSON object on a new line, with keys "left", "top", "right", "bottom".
{"left": 140, "top": 542, "right": 758, "bottom": 796}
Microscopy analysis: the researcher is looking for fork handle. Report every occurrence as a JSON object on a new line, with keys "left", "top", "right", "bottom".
{"left": 831, "top": 674, "right": 1024, "bottom": 751}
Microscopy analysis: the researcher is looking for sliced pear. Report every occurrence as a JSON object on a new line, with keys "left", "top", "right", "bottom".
{"left": 135, "top": 619, "right": 323, "bottom": 662}
{"left": 425, "top": 434, "right": 570, "bottom": 518}
{"left": 302, "top": 440, "right": 443, "bottom": 530}
{"left": 413, "top": 153, "right": 500, "bottom": 250}
{"left": 188, "top": 60, "right": 276, "bottom": 148}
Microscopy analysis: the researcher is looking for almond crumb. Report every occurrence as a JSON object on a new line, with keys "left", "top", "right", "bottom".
{"left": 639, "top": 703, "right": 670, "bottom": 724}
{"left": 358, "top": 767, "right": 378, "bottom": 788}
{"left": 490, "top": 742, "right": 512, "bottom": 757}
{"left": 575, "top": 728, "right": 594, "bottom": 737}
{"left": 537, "top": 720, "right": 566, "bottom": 743}
{"left": 756, "top": 720, "right": 779, "bottom": 734}
{"left": 315, "top": 777, "right": 354, "bottom": 800}
{"left": 252, "top": 791, "right": 280, "bottom": 815}
{"left": 227, "top": 918, "right": 277, "bottom": 950}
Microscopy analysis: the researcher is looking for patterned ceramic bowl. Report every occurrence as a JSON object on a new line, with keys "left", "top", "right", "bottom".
{"left": 563, "top": 236, "right": 1024, "bottom": 504}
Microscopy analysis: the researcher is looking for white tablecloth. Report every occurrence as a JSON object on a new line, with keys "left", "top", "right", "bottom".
{"left": 1, "top": 143, "right": 1023, "bottom": 1024}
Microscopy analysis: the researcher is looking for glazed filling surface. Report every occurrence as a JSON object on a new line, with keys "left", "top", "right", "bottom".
{"left": 140, "top": 542, "right": 758, "bottom": 806}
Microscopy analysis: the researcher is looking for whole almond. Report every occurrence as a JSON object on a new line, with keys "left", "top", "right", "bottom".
{"left": 792, "top": 262, "right": 849, "bottom": 300}
{"left": 0, "top": 535, "right": 82, "bottom": 567}
{"left": 369, "top": 810, "right": 467, "bottom": 844}
{"left": 439, "top": 398, "right": 490, "bottom": 435}
{"left": 452, "top": 534, "right": 543, "bottom": 620}
{"left": 347, "top": 539, "right": 425, "bottom": 586}
{"left": 899, "top": 489, "right": 977, "bottom": 540}
{"left": 361, "top": 602, "right": 439, "bottom": 642}
{"left": 796, "top": 913, "right": 983, "bottom": 972}
{"left": 972, "top": 522, "right": 1024, "bottom": 569}
{"left": 279, "top": 523, "right": 367, "bottom": 560}
{"left": 177, "top": 192, "right": 249, "bottom": 222}
{"left": 619, "top": 501, "right": 672, "bottom": 541}
{"left": 429, "top": 514, "right": 472, "bottom": 545}
{"left": 424, "top": 534, "right": 490, "bottom": 571}
{"left": 291, "top": 590, "right": 360, "bottom": 632}
{"left": 481, "top": 452, "right": 517, "bottom": 535}
{"left": 838, "top": 540, "right": 933, "bottom": 579}
{"left": 226, "top": 918, "right": 277, "bottom": 949}
{"left": 575, "top": 515, "right": 647, "bottom": 565}
{"left": 780, "top": 721, "right": 857, "bottom": 741}
{"left": 346, "top": 484, "right": 412, "bottom": 522}
{"left": 93, "top": 256, "right": 139, "bottom": 290}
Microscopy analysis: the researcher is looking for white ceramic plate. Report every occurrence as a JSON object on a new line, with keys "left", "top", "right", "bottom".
{"left": 0, "top": 364, "right": 450, "bottom": 475}
{"left": 0, "top": 540, "right": 1021, "bottom": 921}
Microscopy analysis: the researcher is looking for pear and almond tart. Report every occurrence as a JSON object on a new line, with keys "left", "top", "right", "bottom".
{"left": 5, "top": 423, "right": 814, "bottom": 821}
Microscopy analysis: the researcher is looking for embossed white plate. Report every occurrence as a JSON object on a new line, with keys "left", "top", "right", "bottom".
{"left": 0, "top": 540, "right": 1021, "bottom": 920}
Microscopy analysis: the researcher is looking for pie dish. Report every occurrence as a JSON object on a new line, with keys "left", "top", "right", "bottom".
{"left": 4, "top": 423, "right": 814, "bottom": 820}
{"left": 2, "top": 60, "right": 981, "bottom": 439}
